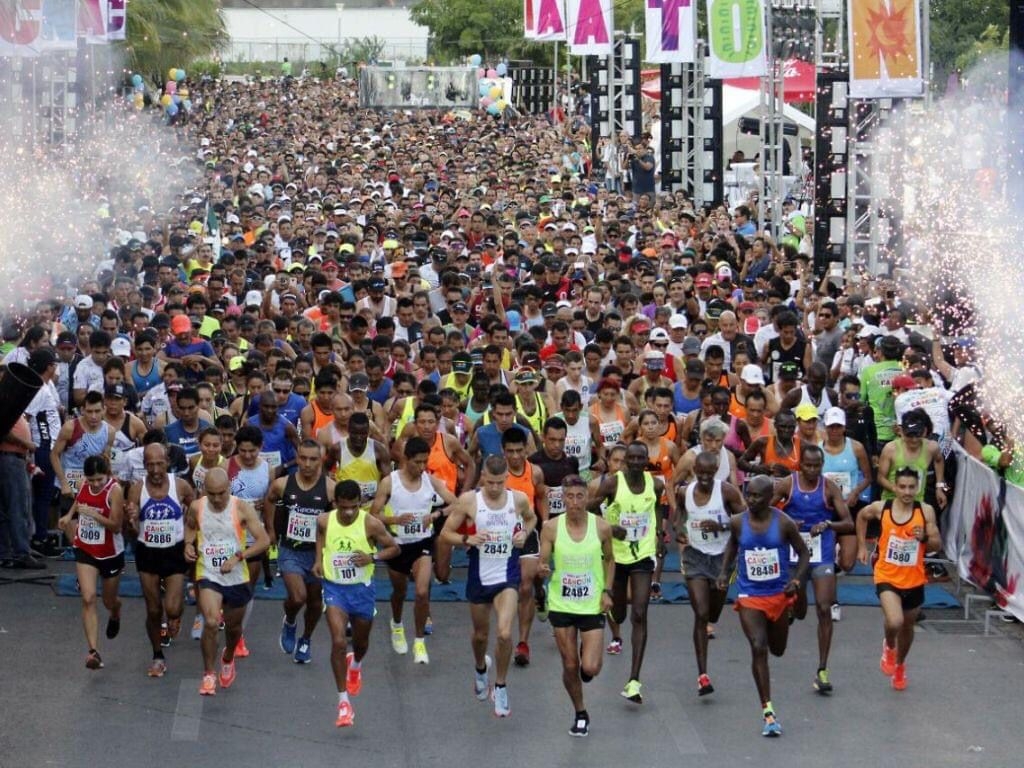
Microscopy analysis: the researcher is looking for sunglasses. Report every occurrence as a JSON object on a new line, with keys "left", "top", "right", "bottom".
{"left": 273, "top": 388, "right": 291, "bottom": 395}
{"left": 843, "top": 392, "right": 861, "bottom": 400}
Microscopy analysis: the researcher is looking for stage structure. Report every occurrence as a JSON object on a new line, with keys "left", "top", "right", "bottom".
{"left": 358, "top": 66, "right": 479, "bottom": 109}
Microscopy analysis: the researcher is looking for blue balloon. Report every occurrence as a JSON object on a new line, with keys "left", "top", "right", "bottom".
{"left": 172, "top": 94, "right": 181, "bottom": 105}
{"left": 131, "top": 74, "right": 143, "bottom": 87}
{"left": 166, "top": 103, "right": 179, "bottom": 116}
{"left": 183, "top": 99, "right": 192, "bottom": 111}
{"left": 496, "top": 62, "right": 507, "bottom": 77}
{"left": 469, "top": 54, "right": 482, "bottom": 67}
{"left": 487, "top": 103, "right": 500, "bottom": 116}
{"left": 478, "top": 80, "right": 491, "bottom": 97}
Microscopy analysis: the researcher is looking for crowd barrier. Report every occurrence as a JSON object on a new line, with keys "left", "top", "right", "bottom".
{"left": 943, "top": 445, "right": 1023, "bottom": 621}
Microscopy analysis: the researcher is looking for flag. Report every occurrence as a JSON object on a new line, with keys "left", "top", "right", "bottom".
{"left": 645, "top": 0, "right": 696, "bottom": 64}
{"left": 524, "top": 0, "right": 536, "bottom": 38}
{"left": 0, "top": 0, "right": 44, "bottom": 52}
{"left": 706, "top": 0, "right": 767, "bottom": 79}
{"left": 534, "top": 0, "right": 567, "bottom": 42}
{"left": 107, "top": 0, "right": 126, "bottom": 41}
{"left": 848, "top": 0, "right": 923, "bottom": 98}
{"left": 567, "top": 0, "right": 613, "bottom": 56}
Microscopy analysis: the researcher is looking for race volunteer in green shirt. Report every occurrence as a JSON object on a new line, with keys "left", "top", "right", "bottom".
{"left": 859, "top": 335, "right": 904, "bottom": 444}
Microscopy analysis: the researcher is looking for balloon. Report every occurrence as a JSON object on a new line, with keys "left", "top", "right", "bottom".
{"left": 496, "top": 99, "right": 508, "bottom": 111}
{"left": 160, "top": 94, "right": 172, "bottom": 106}
{"left": 477, "top": 67, "right": 485, "bottom": 78}
{"left": 178, "top": 87, "right": 189, "bottom": 98}
{"left": 176, "top": 69, "right": 186, "bottom": 82}
{"left": 172, "top": 94, "right": 181, "bottom": 105}
{"left": 480, "top": 96, "right": 493, "bottom": 107}
{"left": 131, "top": 74, "right": 143, "bottom": 88}
{"left": 166, "top": 103, "right": 179, "bottom": 116}
{"left": 486, "top": 68, "right": 497, "bottom": 78}
{"left": 479, "top": 80, "right": 491, "bottom": 97}
{"left": 168, "top": 68, "right": 177, "bottom": 81}
{"left": 469, "top": 54, "right": 482, "bottom": 67}
{"left": 488, "top": 85, "right": 502, "bottom": 99}
{"left": 183, "top": 99, "right": 192, "bottom": 111}
{"left": 487, "top": 103, "right": 500, "bottom": 116}
{"left": 165, "top": 81, "right": 176, "bottom": 94}
{"left": 496, "top": 63, "right": 507, "bottom": 77}
{"left": 133, "top": 93, "right": 144, "bottom": 109}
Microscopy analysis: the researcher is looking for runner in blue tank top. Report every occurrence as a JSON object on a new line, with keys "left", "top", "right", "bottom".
{"left": 719, "top": 476, "right": 809, "bottom": 738}
{"left": 772, "top": 444, "right": 853, "bottom": 695}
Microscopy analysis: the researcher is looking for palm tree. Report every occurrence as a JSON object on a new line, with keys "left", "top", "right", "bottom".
{"left": 122, "top": 0, "right": 228, "bottom": 85}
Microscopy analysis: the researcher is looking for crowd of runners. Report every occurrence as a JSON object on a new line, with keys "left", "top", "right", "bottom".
{"left": 0, "top": 71, "right": 987, "bottom": 736}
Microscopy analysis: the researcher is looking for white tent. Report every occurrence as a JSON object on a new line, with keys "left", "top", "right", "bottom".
{"left": 720, "top": 84, "right": 815, "bottom": 161}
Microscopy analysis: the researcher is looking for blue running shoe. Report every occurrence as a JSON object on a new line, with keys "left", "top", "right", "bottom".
{"left": 280, "top": 618, "right": 297, "bottom": 655}
{"left": 294, "top": 637, "right": 312, "bottom": 664}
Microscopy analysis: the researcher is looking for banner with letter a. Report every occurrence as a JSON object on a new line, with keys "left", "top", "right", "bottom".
{"left": 645, "top": 0, "right": 696, "bottom": 64}
{"left": 848, "top": 0, "right": 923, "bottom": 98}
{"left": 705, "top": 0, "right": 766, "bottom": 79}
{"left": 567, "top": 0, "right": 613, "bottom": 56}
{"left": 533, "top": 0, "right": 567, "bottom": 42}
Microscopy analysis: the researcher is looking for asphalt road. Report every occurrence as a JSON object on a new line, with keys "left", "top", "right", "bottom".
{"left": 0, "top": 567, "right": 1020, "bottom": 768}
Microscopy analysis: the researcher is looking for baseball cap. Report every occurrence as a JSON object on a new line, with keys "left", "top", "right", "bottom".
{"left": 513, "top": 367, "right": 539, "bottom": 385}
{"left": 694, "top": 274, "right": 713, "bottom": 289}
{"left": 170, "top": 315, "right": 192, "bottom": 335}
{"left": 682, "top": 337, "right": 702, "bottom": 355}
{"left": 452, "top": 353, "right": 473, "bottom": 375}
{"left": 244, "top": 290, "right": 263, "bottom": 308}
{"left": 740, "top": 364, "right": 765, "bottom": 386}
{"left": 348, "top": 372, "right": 370, "bottom": 392}
{"left": 368, "top": 277, "right": 386, "bottom": 291}
{"left": 649, "top": 328, "right": 670, "bottom": 342}
{"left": 823, "top": 406, "right": 846, "bottom": 427}
{"left": 892, "top": 374, "right": 916, "bottom": 390}
{"left": 901, "top": 414, "right": 928, "bottom": 436}
{"left": 111, "top": 337, "right": 132, "bottom": 358}
{"left": 541, "top": 302, "right": 558, "bottom": 318}
{"left": 74, "top": 294, "right": 94, "bottom": 310}
{"left": 228, "top": 355, "right": 247, "bottom": 372}
{"left": 56, "top": 331, "right": 77, "bottom": 349}
{"left": 104, "top": 383, "right": 127, "bottom": 399}
{"left": 669, "top": 315, "right": 688, "bottom": 329}
{"left": 778, "top": 361, "right": 802, "bottom": 380}
{"left": 794, "top": 403, "right": 820, "bottom": 421}
{"left": 451, "top": 301, "right": 469, "bottom": 314}
{"left": 390, "top": 261, "right": 408, "bottom": 278}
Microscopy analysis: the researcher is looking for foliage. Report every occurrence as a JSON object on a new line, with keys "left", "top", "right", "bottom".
{"left": 929, "top": 0, "right": 1009, "bottom": 81}
{"left": 122, "top": 0, "right": 228, "bottom": 86}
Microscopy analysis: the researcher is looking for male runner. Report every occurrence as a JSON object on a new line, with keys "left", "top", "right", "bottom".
{"left": 856, "top": 467, "right": 939, "bottom": 690}
{"left": 771, "top": 444, "right": 853, "bottom": 693}
{"left": 264, "top": 439, "right": 335, "bottom": 664}
{"left": 674, "top": 451, "right": 746, "bottom": 696}
{"left": 185, "top": 468, "right": 269, "bottom": 696}
{"left": 126, "top": 443, "right": 195, "bottom": 677}
{"left": 441, "top": 455, "right": 536, "bottom": 718}
{"left": 718, "top": 476, "right": 809, "bottom": 736}
{"left": 314, "top": 480, "right": 399, "bottom": 727}
{"left": 538, "top": 475, "right": 615, "bottom": 737}
{"left": 371, "top": 437, "right": 457, "bottom": 664}
{"left": 589, "top": 441, "right": 666, "bottom": 704}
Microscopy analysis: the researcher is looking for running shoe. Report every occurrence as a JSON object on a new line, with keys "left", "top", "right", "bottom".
{"left": 606, "top": 638, "right": 623, "bottom": 655}
{"left": 698, "top": 673, "right": 714, "bottom": 696}
{"left": 199, "top": 673, "right": 216, "bottom": 696}
{"left": 762, "top": 711, "right": 782, "bottom": 737}
{"left": 493, "top": 685, "right": 511, "bottom": 717}
{"left": 891, "top": 663, "right": 907, "bottom": 691}
{"left": 294, "top": 637, "right": 312, "bottom": 664}
{"left": 280, "top": 618, "right": 297, "bottom": 655}
{"left": 569, "top": 712, "right": 590, "bottom": 737}
{"left": 413, "top": 639, "right": 429, "bottom": 665}
{"left": 85, "top": 650, "right": 103, "bottom": 670}
{"left": 706, "top": 623, "right": 716, "bottom": 639}
{"left": 814, "top": 668, "right": 833, "bottom": 694}
{"left": 474, "top": 655, "right": 492, "bottom": 701}
{"left": 620, "top": 679, "right": 643, "bottom": 704}
{"left": 219, "top": 656, "right": 237, "bottom": 689}
{"left": 880, "top": 640, "right": 897, "bottom": 676}
{"left": 159, "top": 622, "right": 171, "bottom": 648}
{"left": 105, "top": 613, "right": 120, "bottom": 640}
{"left": 191, "top": 614, "right": 204, "bottom": 640}
{"left": 234, "top": 636, "right": 250, "bottom": 658}
{"left": 536, "top": 586, "right": 548, "bottom": 623}
{"left": 650, "top": 582, "right": 662, "bottom": 602}
{"left": 830, "top": 602, "right": 842, "bottom": 622}
{"left": 335, "top": 700, "right": 354, "bottom": 728}
{"left": 424, "top": 616, "right": 433, "bottom": 635}
{"left": 514, "top": 641, "right": 530, "bottom": 667}
{"left": 185, "top": 582, "right": 196, "bottom": 606}
{"left": 390, "top": 622, "right": 408, "bottom": 655}
{"left": 147, "top": 658, "right": 167, "bottom": 678}
{"left": 345, "top": 652, "right": 362, "bottom": 696}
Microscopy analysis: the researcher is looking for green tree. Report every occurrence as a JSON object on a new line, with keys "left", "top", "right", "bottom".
{"left": 122, "top": 0, "right": 228, "bottom": 85}
{"left": 929, "top": 0, "right": 1009, "bottom": 82}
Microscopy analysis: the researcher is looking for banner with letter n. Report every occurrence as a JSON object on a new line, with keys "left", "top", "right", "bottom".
{"left": 567, "top": 0, "right": 614, "bottom": 56}
{"left": 848, "top": 0, "right": 923, "bottom": 98}
{"left": 705, "top": 0, "right": 767, "bottom": 79}
{"left": 645, "top": 0, "right": 696, "bottom": 63}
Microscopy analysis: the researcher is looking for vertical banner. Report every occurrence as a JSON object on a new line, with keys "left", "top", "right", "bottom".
{"left": 848, "top": 0, "right": 923, "bottom": 98}
{"left": 705, "top": 0, "right": 767, "bottom": 78}
{"left": 645, "top": 0, "right": 696, "bottom": 64}
{"left": 106, "top": 0, "right": 126, "bottom": 41}
{"left": 533, "top": 0, "right": 567, "bottom": 42}
{"left": 0, "top": 0, "right": 44, "bottom": 52}
{"left": 567, "top": 0, "right": 613, "bottom": 56}
{"left": 524, "top": 0, "right": 537, "bottom": 38}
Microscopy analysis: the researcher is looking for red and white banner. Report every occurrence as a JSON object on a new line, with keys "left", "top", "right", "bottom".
{"left": 567, "top": 0, "right": 613, "bottom": 56}
{"left": 945, "top": 448, "right": 1024, "bottom": 621}
{"left": 645, "top": 0, "right": 696, "bottom": 64}
{"left": 0, "top": 0, "right": 125, "bottom": 54}
{"left": 532, "top": 0, "right": 567, "bottom": 42}
{"left": 0, "top": 0, "right": 44, "bottom": 52}
{"left": 524, "top": 0, "right": 536, "bottom": 37}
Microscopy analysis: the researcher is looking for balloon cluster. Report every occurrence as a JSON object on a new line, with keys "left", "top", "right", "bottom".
{"left": 130, "top": 73, "right": 145, "bottom": 110}
{"left": 158, "top": 68, "right": 191, "bottom": 118}
{"left": 470, "top": 55, "right": 509, "bottom": 117}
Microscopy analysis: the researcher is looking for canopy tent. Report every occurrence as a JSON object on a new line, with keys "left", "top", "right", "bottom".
{"left": 640, "top": 60, "right": 817, "bottom": 103}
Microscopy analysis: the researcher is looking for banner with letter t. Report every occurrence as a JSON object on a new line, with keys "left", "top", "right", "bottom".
{"left": 646, "top": 0, "right": 696, "bottom": 63}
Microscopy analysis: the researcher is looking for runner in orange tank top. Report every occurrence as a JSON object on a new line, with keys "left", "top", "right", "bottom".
{"left": 855, "top": 467, "right": 940, "bottom": 691}
{"left": 739, "top": 410, "right": 801, "bottom": 479}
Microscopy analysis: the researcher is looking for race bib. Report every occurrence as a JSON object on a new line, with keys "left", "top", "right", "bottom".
{"left": 395, "top": 509, "right": 428, "bottom": 543}
{"left": 884, "top": 535, "right": 920, "bottom": 567}
{"left": 259, "top": 451, "right": 282, "bottom": 469}
{"left": 619, "top": 512, "right": 650, "bottom": 543}
{"left": 66, "top": 469, "right": 84, "bottom": 493}
{"left": 688, "top": 517, "right": 721, "bottom": 542}
{"left": 824, "top": 471, "right": 852, "bottom": 496}
{"left": 77, "top": 511, "right": 105, "bottom": 546}
{"left": 357, "top": 481, "right": 377, "bottom": 503}
{"left": 790, "top": 531, "right": 823, "bottom": 563}
{"left": 141, "top": 518, "right": 181, "bottom": 548}
{"left": 599, "top": 420, "right": 623, "bottom": 444}
{"left": 744, "top": 548, "right": 781, "bottom": 581}
{"left": 548, "top": 487, "right": 564, "bottom": 515}
{"left": 286, "top": 510, "right": 317, "bottom": 543}
{"left": 330, "top": 553, "right": 361, "bottom": 584}
{"left": 480, "top": 530, "right": 512, "bottom": 558}
{"left": 202, "top": 536, "right": 236, "bottom": 571}
{"left": 560, "top": 572, "right": 593, "bottom": 601}
{"left": 564, "top": 435, "right": 587, "bottom": 459}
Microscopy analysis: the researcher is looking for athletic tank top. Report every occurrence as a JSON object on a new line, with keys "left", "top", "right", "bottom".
{"left": 515, "top": 392, "right": 547, "bottom": 436}
{"left": 596, "top": 404, "right": 627, "bottom": 446}
{"left": 59, "top": 421, "right": 110, "bottom": 493}
{"left": 190, "top": 457, "right": 224, "bottom": 496}
{"left": 138, "top": 477, "right": 184, "bottom": 548}
{"left": 195, "top": 497, "right": 248, "bottom": 586}
{"left": 467, "top": 490, "right": 521, "bottom": 587}
{"left": 248, "top": 415, "right": 295, "bottom": 472}
{"left": 130, "top": 359, "right": 162, "bottom": 395}
{"left": 321, "top": 508, "right": 373, "bottom": 586}
{"left": 392, "top": 397, "right": 417, "bottom": 439}
{"left": 426, "top": 433, "right": 458, "bottom": 495}
{"left": 559, "top": 412, "right": 592, "bottom": 475}
{"left": 882, "top": 440, "right": 930, "bottom": 501}
{"left": 548, "top": 513, "right": 604, "bottom": 616}
{"left": 736, "top": 511, "right": 789, "bottom": 596}
{"left": 682, "top": 445, "right": 732, "bottom": 483}
{"left": 782, "top": 473, "right": 834, "bottom": 566}
{"left": 531, "top": 450, "right": 579, "bottom": 517}
{"left": 822, "top": 438, "right": 867, "bottom": 502}
{"left": 275, "top": 472, "right": 331, "bottom": 550}
{"left": 464, "top": 397, "right": 489, "bottom": 426}
{"left": 506, "top": 461, "right": 536, "bottom": 508}
{"left": 798, "top": 386, "right": 836, "bottom": 418}
{"left": 73, "top": 478, "right": 124, "bottom": 559}
{"left": 336, "top": 440, "right": 381, "bottom": 503}
{"left": 728, "top": 391, "right": 748, "bottom": 421}
{"left": 388, "top": 470, "right": 440, "bottom": 544}
{"left": 228, "top": 458, "right": 270, "bottom": 503}
{"left": 109, "top": 414, "right": 136, "bottom": 482}
{"left": 604, "top": 472, "right": 658, "bottom": 565}
{"left": 873, "top": 501, "right": 927, "bottom": 589}
{"left": 673, "top": 381, "right": 702, "bottom": 416}
{"left": 309, "top": 400, "right": 334, "bottom": 439}
{"left": 684, "top": 480, "right": 728, "bottom": 556}
{"left": 764, "top": 435, "right": 801, "bottom": 474}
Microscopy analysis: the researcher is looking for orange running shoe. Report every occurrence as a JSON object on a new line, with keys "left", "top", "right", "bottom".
{"left": 335, "top": 700, "right": 354, "bottom": 727}
{"left": 234, "top": 636, "right": 250, "bottom": 658}
{"left": 199, "top": 672, "right": 217, "bottom": 696}
{"left": 891, "top": 663, "right": 907, "bottom": 691}
{"left": 346, "top": 651, "right": 362, "bottom": 696}
{"left": 880, "top": 640, "right": 896, "bottom": 676}
{"left": 219, "top": 655, "right": 237, "bottom": 689}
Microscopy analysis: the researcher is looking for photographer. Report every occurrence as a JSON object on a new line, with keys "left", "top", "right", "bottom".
{"left": 627, "top": 138, "right": 656, "bottom": 197}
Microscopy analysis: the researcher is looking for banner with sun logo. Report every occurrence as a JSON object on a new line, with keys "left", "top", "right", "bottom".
{"left": 848, "top": 0, "right": 923, "bottom": 98}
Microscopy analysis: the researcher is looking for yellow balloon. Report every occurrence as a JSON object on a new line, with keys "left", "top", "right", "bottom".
{"left": 160, "top": 94, "right": 172, "bottom": 106}
{"left": 496, "top": 99, "right": 508, "bottom": 111}
{"left": 488, "top": 85, "right": 502, "bottom": 99}
{"left": 178, "top": 88, "right": 189, "bottom": 98}
{"left": 169, "top": 68, "right": 178, "bottom": 81}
